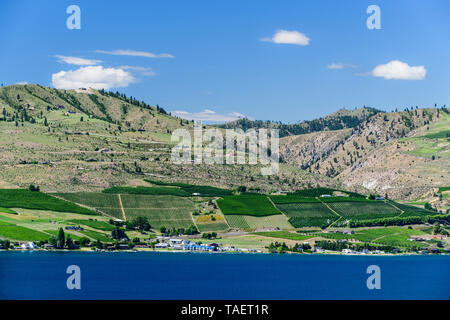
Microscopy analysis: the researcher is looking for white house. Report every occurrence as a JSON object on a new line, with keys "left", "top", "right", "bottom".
{"left": 21, "top": 242, "right": 38, "bottom": 250}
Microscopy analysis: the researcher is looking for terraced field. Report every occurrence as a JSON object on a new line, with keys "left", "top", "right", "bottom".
{"left": 56, "top": 193, "right": 195, "bottom": 229}
{"left": 391, "top": 201, "right": 437, "bottom": 217}
{"left": 120, "top": 194, "right": 194, "bottom": 229}
{"left": 0, "top": 189, "right": 96, "bottom": 215}
{"left": 275, "top": 202, "right": 338, "bottom": 228}
{"left": 328, "top": 201, "right": 401, "bottom": 220}
{"left": 54, "top": 193, "right": 122, "bottom": 218}
{"left": 225, "top": 214, "right": 292, "bottom": 230}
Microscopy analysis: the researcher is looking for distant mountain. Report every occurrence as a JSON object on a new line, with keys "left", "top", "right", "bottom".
{"left": 217, "top": 107, "right": 380, "bottom": 137}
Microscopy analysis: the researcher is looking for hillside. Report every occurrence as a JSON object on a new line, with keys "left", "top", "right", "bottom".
{"left": 279, "top": 107, "right": 450, "bottom": 203}
{"left": 0, "top": 84, "right": 339, "bottom": 193}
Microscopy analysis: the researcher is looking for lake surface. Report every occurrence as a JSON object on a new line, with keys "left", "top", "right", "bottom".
{"left": 0, "top": 251, "right": 449, "bottom": 300}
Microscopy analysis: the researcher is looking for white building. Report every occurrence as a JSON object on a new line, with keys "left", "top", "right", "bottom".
{"left": 21, "top": 242, "right": 38, "bottom": 250}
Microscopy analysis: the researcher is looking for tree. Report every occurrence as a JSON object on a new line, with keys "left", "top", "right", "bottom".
{"left": 237, "top": 186, "right": 247, "bottom": 193}
{"left": 57, "top": 228, "right": 65, "bottom": 249}
{"left": 44, "top": 117, "right": 48, "bottom": 126}
{"left": 160, "top": 225, "right": 167, "bottom": 234}
{"left": 28, "top": 184, "right": 40, "bottom": 192}
{"left": 79, "top": 237, "right": 90, "bottom": 247}
{"left": 66, "top": 235, "right": 74, "bottom": 249}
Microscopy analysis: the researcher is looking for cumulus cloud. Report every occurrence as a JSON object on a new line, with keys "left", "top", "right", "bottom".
{"left": 372, "top": 60, "right": 426, "bottom": 80}
{"left": 95, "top": 49, "right": 174, "bottom": 58}
{"left": 52, "top": 66, "right": 135, "bottom": 90}
{"left": 261, "top": 29, "right": 310, "bottom": 46}
{"left": 171, "top": 109, "right": 248, "bottom": 123}
{"left": 55, "top": 55, "right": 102, "bottom": 66}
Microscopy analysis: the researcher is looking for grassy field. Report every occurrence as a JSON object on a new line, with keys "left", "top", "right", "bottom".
{"left": 79, "top": 229, "right": 112, "bottom": 242}
{"left": 66, "top": 219, "right": 115, "bottom": 231}
{"left": 195, "top": 214, "right": 229, "bottom": 232}
{"left": 253, "top": 231, "right": 314, "bottom": 241}
{"left": 44, "top": 229, "right": 83, "bottom": 241}
{"left": 0, "top": 207, "right": 17, "bottom": 214}
{"left": 197, "top": 222, "right": 229, "bottom": 232}
{"left": 328, "top": 201, "right": 401, "bottom": 220}
{"left": 321, "top": 227, "right": 429, "bottom": 248}
{"left": 0, "top": 189, "right": 97, "bottom": 215}
{"left": 217, "top": 194, "right": 281, "bottom": 216}
{"left": 276, "top": 202, "right": 338, "bottom": 228}
{"left": 0, "top": 221, "right": 50, "bottom": 241}
{"left": 225, "top": 214, "right": 292, "bottom": 230}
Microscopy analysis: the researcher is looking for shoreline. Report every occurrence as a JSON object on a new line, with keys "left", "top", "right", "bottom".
{"left": 1, "top": 248, "right": 447, "bottom": 256}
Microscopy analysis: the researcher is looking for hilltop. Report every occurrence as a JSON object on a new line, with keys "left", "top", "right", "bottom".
{"left": 217, "top": 107, "right": 380, "bottom": 137}
{"left": 0, "top": 84, "right": 339, "bottom": 193}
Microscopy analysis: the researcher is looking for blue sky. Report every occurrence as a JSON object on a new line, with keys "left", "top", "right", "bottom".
{"left": 0, "top": 0, "right": 449, "bottom": 122}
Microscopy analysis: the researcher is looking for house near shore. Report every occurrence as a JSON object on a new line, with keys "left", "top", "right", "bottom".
{"left": 155, "top": 243, "right": 169, "bottom": 249}
{"left": 21, "top": 242, "right": 38, "bottom": 250}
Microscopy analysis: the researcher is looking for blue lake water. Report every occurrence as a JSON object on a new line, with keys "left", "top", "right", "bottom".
{"left": 0, "top": 251, "right": 449, "bottom": 300}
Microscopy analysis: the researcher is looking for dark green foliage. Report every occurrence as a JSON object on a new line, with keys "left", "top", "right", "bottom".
{"left": 349, "top": 213, "right": 450, "bottom": 228}
{"left": 144, "top": 179, "right": 232, "bottom": 197}
{"left": 217, "top": 194, "right": 281, "bottom": 216}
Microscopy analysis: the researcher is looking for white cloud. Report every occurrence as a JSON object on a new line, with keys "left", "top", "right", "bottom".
{"left": 118, "top": 65, "right": 156, "bottom": 76}
{"left": 171, "top": 109, "right": 248, "bottom": 123}
{"left": 55, "top": 55, "right": 102, "bottom": 66}
{"left": 261, "top": 29, "right": 310, "bottom": 46}
{"left": 15, "top": 81, "right": 28, "bottom": 85}
{"left": 327, "top": 63, "right": 358, "bottom": 70}
{"left": 52, "top": 66, "right": 135, "bottom": 90}
{"left": 372, "top": 60, "right": 426, "bottom": 80}
{"left": 327, "top": 63, "right": 344, "bottom": 70}
{"left": 95, "top": 49, "right": 174, "bottom": 58}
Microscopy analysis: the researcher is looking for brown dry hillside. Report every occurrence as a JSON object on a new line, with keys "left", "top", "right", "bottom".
{"left": 0, "top": 84, "right": 339, "bottom": 193}
{"left": 280, "top": 108, "right": 449, "bottom": 200}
